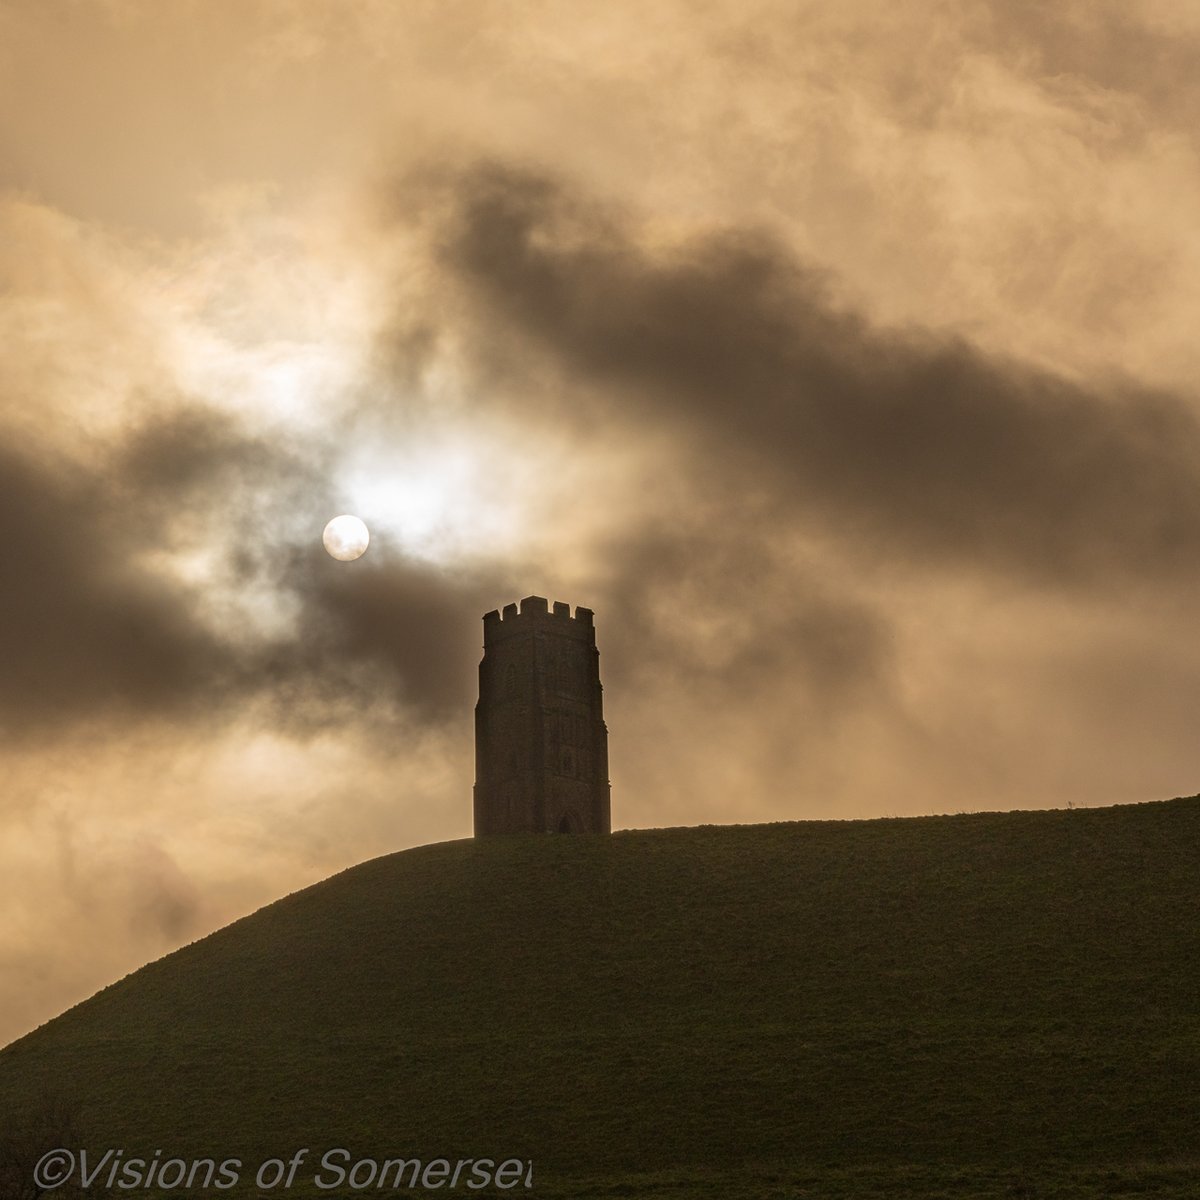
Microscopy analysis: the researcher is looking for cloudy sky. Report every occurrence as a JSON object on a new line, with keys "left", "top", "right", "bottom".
{"left": 3, "top": 0, "right": 1200, "bottom": 1044}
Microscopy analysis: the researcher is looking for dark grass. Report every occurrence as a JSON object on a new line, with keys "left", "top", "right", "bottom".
{"left": 3, "top": 797, "right": 1200, "bottom": 1197}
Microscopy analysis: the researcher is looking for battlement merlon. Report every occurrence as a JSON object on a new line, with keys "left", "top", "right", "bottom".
{"left": 481, "top": 597, "right": 598, "bottom": 646}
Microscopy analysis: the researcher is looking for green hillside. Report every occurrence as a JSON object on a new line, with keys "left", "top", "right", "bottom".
{"left": 4, "top": 799, "right": 1200, "bottom": 1198}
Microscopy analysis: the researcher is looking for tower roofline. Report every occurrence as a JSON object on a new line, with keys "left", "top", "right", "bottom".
{"left": 482, "top": 597, "right": 596, "bottom": 646}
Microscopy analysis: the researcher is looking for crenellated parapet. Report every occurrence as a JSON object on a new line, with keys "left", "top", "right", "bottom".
{"left": 482, "top": 596, "right": 597, "bottom": 646}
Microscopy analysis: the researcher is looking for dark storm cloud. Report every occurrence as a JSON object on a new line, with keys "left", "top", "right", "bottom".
{"left": 433, "top": 163, "right": 1200, "bottom": 589}
{"left": 114, "top": 406, "right": 292, "bottom": 498}
{"left": 0, "top": 406, "right": 507, "bottom": 740}
{"left": 588, "top": 515, "right": 893, "bottom": 718}
{"left": 272, "top": 546, "right": 508, "bottom": 727}
{"left": 0, "top": 436, "right": 229, "bottom": 734}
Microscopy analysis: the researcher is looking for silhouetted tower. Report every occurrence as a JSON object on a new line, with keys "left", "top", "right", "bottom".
{"left": 474, "top": 596, "right": 611, "bottom": 835}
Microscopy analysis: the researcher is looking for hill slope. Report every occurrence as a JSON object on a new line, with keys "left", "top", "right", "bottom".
{"left": 4, "top": 800, "right": 1200, "bottom": 1198}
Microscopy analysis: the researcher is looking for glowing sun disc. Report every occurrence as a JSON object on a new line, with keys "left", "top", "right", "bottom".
{"left": 323, "top": 514, "right": 370, "bottom": 561}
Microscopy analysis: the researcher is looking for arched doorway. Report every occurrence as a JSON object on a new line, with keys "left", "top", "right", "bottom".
{"left": 557, "top": 811, "right": 579, "bottom": 834}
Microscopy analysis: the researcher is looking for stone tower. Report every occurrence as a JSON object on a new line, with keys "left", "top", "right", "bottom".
{"left": 474, "top": 596, "right": 611, "bottom": 835}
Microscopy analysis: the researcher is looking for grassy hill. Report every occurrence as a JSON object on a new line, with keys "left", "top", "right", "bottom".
{"left": 3, "top": 799, "right": 1200, "bottom": 1198}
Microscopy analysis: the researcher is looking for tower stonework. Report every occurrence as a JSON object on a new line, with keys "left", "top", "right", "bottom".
{"left": 474, "top": 596, "right": 611, "bottom": 836}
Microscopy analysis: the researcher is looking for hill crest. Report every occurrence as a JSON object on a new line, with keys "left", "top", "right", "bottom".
{"left": 4, "top": 796, "right": 1200, "bottom": 1198}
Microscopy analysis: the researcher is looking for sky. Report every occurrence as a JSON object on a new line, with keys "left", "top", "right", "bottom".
{"left": 3, "top": 0, "right": 1200, "bottom": 1045}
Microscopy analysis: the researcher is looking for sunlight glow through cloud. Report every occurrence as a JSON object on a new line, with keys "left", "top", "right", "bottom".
{"left": 341, "top": 433, "right": 531, "bottom": 563}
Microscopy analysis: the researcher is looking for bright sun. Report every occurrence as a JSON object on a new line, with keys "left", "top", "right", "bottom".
{"left": 322, "top": 514, "right": 370, "bottom": 561}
